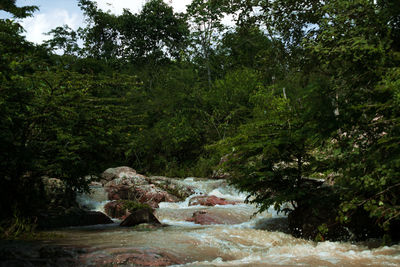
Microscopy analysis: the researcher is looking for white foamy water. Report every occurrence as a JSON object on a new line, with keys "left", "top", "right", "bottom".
{"left": 59, "top": 177, "right": 400, "bottom": 266}
{"left": 76, "top": 185, "right": 110, "bottom": 213}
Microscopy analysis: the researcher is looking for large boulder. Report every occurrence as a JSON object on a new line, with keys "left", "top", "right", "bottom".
{"left": 186, "top": 210, "right": 224, "bottom": 225}
{"left": 104, "top": 200, "right": 153, "bottom": 219}
{"left": 37, "top": 207, "right": 113, "bottom": 229}
{"left": 148, "top": 176, "right": 195, "bottom": 200}
{"left": 104, "top": 172, "right": 149, "bottom": 201}
{"left": 188, "top": 195, "right": 237, "bottom": 206}
{"left": 120, "top": 208, "right": 161, "bottom": 227}
{"left": 102, "top": 169, "right": 180, "bottom": 208}
{"left": 132, "top": 184, "right": 179, "bottom": 208}
{"left": 80, "top": 248, "right": 182, "bottom": 266}
{"left": 101, "top": 166, "right": 148, "bottom": 186}
{"left": 104, "top": 201, "right": 130, "bottom": 219}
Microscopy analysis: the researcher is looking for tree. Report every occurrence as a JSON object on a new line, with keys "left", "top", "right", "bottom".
{"left": 303, "top": 0, "right": 400, "bottom": 235}
{"left": 0, "top": 0, "right": 37, "bottom": 18}
{"left": 78, "top": 0, "right": 121, "bottom": 60}
{"left": 77, "top": 0, "right": 189, "bottom": 65}
{"left": 44, "top": 25, "right": 81, "bottom": 56}
{"left": 119, "top": 0, "right": 189, "bottom": 63}
{"left": 187, "top": 0, "right": 229, "bottom": 88}
{"left": 217, "top": 0, "right": 400, "bottom": 240}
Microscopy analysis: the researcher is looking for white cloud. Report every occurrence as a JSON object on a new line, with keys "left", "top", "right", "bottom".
{"left": 94, "top": 0, "right": 192, "bottom": 14}
{"left": 94, "top": 0, "right": 145, "bottom": 14}
{"left": 18, "top": 0, "right": 197, "bottom": 45}
{"left": 169, "top": 0, "right": 192, "bottom": 13}
{"left": 20, "top": 9, "right": 83, "bottom": 44}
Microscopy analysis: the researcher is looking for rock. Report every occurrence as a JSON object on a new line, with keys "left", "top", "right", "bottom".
{"left": 104, "top": 173, "right": 149, "bottom": 201}
{"left": 89, "top": 181, "right": 102, "bottom": 187}
{"left": 101, "top": 166, "right": 148, "bottom": 186}
{"left": 103, "top": 170, "right": 180, "bottom": 207}
{"left": 37, "top": 208, "right": 113, "bottom": 229}
{"left": 78, "top": 210, "right": 113, "bottom": 226}
{"left": 120, "top": 208, "right": 161, "bottom": 227}
{"left": 148, "top": 176, "right": 195, "bottom": 200}
{"left": 188, "top": 195, "right": 237, "bottom": 206}
{"left": 104, "top": 201, "right": 130, "bottom": 219}
{"left": 81, "top": 248, "right": 182, "bottom": 266}
{"left": 186, "top": 210, "right": 224, "bottom": 225}
{"left": 132, "top": 184, "right": 179, "bottom": 208}
{"left": 104, "top": 200, "right": 152, "bottom": 219}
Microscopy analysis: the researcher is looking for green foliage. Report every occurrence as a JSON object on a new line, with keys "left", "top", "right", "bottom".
{"left": 77, "top": 0, "right": 189, "bottom": 63}
{"left": 2, "top": 0, "right": 400, "bottom": 241}
{"left": 0, "top": 0, "right": 38, "bottom": 18}
{"left": 120, "top": 200, "right": 152, "bottom": 212}
{"left": 0, "top": 210, "right": 37, "bottom": 240}
{"left": 44, "top": 25, "right": 81, "bottom": 55}
{"left": 217, "top": 0, "right": 400, "bottom": 239}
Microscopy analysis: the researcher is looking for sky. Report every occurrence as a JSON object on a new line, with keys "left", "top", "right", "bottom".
{"left": 1, "top": 0, "right": 192, "bottom": 44}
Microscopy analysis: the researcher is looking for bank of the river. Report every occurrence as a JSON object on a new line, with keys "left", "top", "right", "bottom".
{"left": 1, "top": 176, "right": 399, "bottom": 266}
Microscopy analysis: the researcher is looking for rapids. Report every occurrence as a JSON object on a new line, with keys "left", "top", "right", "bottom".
{"left": 47, "top": 178, "right": 400, "bottom": 266}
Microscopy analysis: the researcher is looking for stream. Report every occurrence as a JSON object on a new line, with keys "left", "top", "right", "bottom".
{"left": 10, "top": 178, "right": 400, "bottom": 266}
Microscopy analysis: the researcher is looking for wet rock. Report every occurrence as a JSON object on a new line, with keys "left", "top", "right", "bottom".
{"left": 104, "top": 173, "right": 149, "bottom": 201}
{"left": 104, "top": 200, "right": 153, "bottom": 219}
{"left": 103, "top": 170, "right": 180, "bottom": 207}
{"left": 104, "top": 200, "right": 130, "bottom": 219}
{"left": 120, "top": 208, "right": 161, "bottom": 227}
{"left": 149, "top": 176, "right": 195, "bottom": 200}
{"left": 132, "top": 184, "right": 179, "bottom": 208}
{"left": 101, "top": 166, "right": 148, "bottom": 186}
{"left": 186, "top": 210, "right": 224, "bottom": 225}
{"left": 88, "top": 181, "right": 102, "bottom": 187}
{"left": 37, "top": 208, "right": 113, "bottom": 229}
{"left": 81, "top": 248, "right": 182, "bottom": 266}
{"left": 188, "top": 195, "right": 237, "bottom": 206}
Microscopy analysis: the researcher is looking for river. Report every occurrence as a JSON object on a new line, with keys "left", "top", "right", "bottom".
{"left": 31, "top": 178, "right": 400, "bottom": 266}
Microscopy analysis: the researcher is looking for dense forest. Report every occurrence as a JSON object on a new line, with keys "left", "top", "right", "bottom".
{"left": 1, "top": 0, "right": 399, "bottom": 241}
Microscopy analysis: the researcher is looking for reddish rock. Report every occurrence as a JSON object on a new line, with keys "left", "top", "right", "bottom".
{"left": 104, "top": 172, "right": 149, "bottom": 200}
{"left": 105, "top": 185, "right": 132, "bottom": 200}
{"left": 120, "top": 208, "right": 161, "bottom": 227}
{"left": 188, "top": 195, "right": 237, "bottom": 206}
{"left": 104, "top": 201, "right": 130, "bottom": 219}
{"left": 81, "top": 248, "right": 183, "bottom": 266}
{"left": 104, "top": 175, "right": 179, "bottom": 207}
{"left": 101, "top": 166, "right": 148, "bottom": 186}
{"left": 186, "top": 210, "right": 224, "bottom": 225}
{"left": 133, "top": 184, "right": 179, "bottom": 208}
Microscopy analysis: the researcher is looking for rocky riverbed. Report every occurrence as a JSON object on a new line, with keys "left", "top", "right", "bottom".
{"left": 1, "top": 167, "right": 400, "bottom": 266}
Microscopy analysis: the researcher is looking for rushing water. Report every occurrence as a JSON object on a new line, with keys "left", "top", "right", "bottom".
{"left": 47, "top": 178, "right": 400, "bottom": 266}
